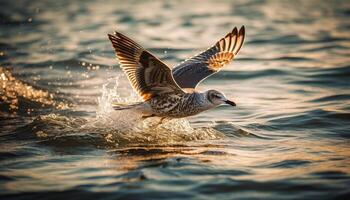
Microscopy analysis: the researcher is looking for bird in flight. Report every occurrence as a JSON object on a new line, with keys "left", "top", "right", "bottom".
{"left": 108, "top": 26, "right": 245, "bottom": 122}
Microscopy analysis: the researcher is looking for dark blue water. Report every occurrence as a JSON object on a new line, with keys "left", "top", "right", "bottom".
{"left": 1, "top": 0, "right": 350, "bottom": 199}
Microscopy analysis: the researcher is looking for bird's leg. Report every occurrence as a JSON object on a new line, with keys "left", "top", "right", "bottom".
{"left": 150, "top": 117, "right": 167, "bottom": 128}
{"left": 141, "top": 115, "right": 167, "bottom": 127}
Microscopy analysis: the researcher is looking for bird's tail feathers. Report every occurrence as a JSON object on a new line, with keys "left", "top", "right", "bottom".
{"left": 112, "top": 102, "right": 143, "bottom": 111}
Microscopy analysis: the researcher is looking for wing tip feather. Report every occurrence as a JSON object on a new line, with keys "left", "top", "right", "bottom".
{"left": 234, "top": 26, "right": 245, "bottom": 55}
{"left": 231, "top": 27, "right": 238, "bottom": 35}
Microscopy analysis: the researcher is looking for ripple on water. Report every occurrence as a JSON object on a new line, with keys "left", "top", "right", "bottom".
{"left": 1, "top": 0, "right": 350, "bottom": 199}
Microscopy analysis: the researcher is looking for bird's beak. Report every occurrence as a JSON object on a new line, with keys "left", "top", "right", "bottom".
{"left": 225, "top": 100, "right": 236, "bottom": 107}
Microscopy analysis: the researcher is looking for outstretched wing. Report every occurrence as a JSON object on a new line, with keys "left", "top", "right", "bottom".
{"left": 172, "top": 26, "right": 245, "bottom": 89}
{"left": 108, "top": 32, "right": 184, "bottom": 101}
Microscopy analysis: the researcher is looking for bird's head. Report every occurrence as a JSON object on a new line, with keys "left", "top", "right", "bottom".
{"left": 206, "top": 90, "right": 236, "bottom": 107}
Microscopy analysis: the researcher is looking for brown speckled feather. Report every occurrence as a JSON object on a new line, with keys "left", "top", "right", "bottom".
{"left": 108, "top": 32, "right": 184, "bottom": 101}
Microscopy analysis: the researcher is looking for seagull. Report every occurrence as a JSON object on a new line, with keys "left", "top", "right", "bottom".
{"left": 107, "top": 26, "right": 245, "bottom": 121}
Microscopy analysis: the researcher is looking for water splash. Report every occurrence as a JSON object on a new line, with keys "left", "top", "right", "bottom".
{"left": 15, "top": 75, "right": 225, "bottom": 148}
{"left": 96, "top": 75, "right": 140, "bottom": 118}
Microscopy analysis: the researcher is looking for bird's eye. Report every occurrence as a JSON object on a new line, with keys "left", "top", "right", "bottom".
{"left": 213, "top": 94, "right": 220, "bottom": 98}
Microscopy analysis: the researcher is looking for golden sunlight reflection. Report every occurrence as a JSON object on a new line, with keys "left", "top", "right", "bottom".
{"left": 0, "top": 67, "right": 69, "bottom": 113}
{"left": 4, "top": 138, "right": 349, "bottom": 193}
{"left": 104, "top": 139, "right": 350, "bottom": 181}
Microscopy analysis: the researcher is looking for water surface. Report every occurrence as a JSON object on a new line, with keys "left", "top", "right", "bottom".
{"left": 1, "top": 0, "right": 350, "bottom": 199}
